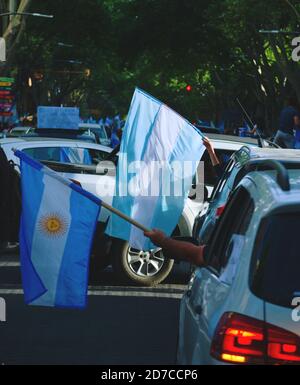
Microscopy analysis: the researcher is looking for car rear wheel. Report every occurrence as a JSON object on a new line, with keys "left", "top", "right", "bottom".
{"left": 111, "top": 238, "right": 174, "bottom": 286}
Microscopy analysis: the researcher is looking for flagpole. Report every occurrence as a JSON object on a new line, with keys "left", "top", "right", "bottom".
{"left": 100, "top": 201, "right": 151, "bottom": 233}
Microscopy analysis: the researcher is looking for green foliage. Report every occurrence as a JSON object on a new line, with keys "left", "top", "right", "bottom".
{"left": 9, "top": 0, "right": 300, "bottom": 132}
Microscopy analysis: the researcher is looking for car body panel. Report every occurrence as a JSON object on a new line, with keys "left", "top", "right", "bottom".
{"left": 0, "top": 137, "right": 113, "bottom": 222}
{"left": 195, "top": 147, "right": 300, "bottom": 244}
{"left": 178, "top": 166, "right": 300, "bottom": 365}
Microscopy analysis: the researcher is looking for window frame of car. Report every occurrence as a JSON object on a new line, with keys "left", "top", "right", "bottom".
{"left": 201, "top": 149, "right": 235, "bottom": 189}
{"left": 209, "top": 157, "right": 236, "bottom": 202}
{"left": 249, "top": 204, "right": 300, "bottom": 309}
{"left": 204, "top": 185, "right": 255, "bottom": 277}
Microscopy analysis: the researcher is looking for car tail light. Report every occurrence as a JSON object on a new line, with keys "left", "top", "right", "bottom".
{"left": 216, "top": 205, "right": 225, "bottom": 217}
{"left": 210, "top": 312, "right": 300, "bottom": 365}
{"left": 70, "top": 179, "right": 82, "bottom": 187}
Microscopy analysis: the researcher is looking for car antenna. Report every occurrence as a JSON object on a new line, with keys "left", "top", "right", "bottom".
{"left": 236, "top": 98, "right": 265, "bottom": 148}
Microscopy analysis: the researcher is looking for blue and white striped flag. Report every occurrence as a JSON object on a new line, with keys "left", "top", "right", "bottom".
{"left": 15, "top": 150, "right": 101, "bottom": 309}
{"left": 106, "top": 88, "right": 205, "bottom": 250}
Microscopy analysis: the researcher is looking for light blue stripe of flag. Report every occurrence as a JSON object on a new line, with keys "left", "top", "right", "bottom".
{"left": 16, "top": 150, "right": 101, "bottom": 309}
{"left": 106, "top": 88, "right": 205, "bottom": 250}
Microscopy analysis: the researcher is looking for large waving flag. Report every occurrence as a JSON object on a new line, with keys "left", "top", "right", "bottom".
{"left": 15, "top": 150, "right": 101, "bottom": 309}
{"left": 106, "top": 88, "right": 205, "bottom": 250}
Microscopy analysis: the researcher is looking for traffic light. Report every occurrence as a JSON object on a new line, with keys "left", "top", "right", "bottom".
{"left": 186, "top": 85, "right": 192, "bottom": 92}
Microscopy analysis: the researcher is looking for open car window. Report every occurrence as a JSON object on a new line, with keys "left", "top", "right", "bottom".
{"left": 199, "top": 149, "right": 235, "bottom": 188}
{"left": 210, "top": 158, "right": 235, "bottom": 200}
{"left": 205, "top": 186, "right": 254, "bottom": 276}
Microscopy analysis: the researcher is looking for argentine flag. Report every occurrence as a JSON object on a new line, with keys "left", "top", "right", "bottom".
{"left": 15, "top": 150, "right": 101, "bottom": 309}
{"left": 106, "top": 88, "right": 205, "bottom": 250}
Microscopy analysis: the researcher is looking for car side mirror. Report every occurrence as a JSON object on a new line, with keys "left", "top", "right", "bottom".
{"left": 189, "top": 184, "right": 210, "bottom": 202}
{"left": 204, "top": 185, "right": 209, "bottom": 202}
{"left": 188, "top": 183, "right": 197, "bottom": 200}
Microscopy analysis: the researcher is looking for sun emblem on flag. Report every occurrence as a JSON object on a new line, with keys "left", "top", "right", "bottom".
{"left": 38, "top": 213, "right": 68, "bottom": 238}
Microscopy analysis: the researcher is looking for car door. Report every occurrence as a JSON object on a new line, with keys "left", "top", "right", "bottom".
{"left": 187, "top": 186, "right": 255, "bottom": 364}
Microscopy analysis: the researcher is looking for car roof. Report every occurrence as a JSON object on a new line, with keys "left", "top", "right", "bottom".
{"left": 241, "top": 146, "right": 300, "bottom": 162}
{"left": 0, "top": 137, "right": 82, "bottom": 144}
{"left": 0, "top": 137, "right": 111, "bottom": 152}
{"left": 79, "top": 123, "right": 102, "bottom": 129}
{"left": 206, "top": 133, "right": 259, "bottom": 146}
{"left": 208, "top": 137, "right": 257, "bottom": 152}
{"left": 246, "top": 169, "right": 300, "bottom": 206}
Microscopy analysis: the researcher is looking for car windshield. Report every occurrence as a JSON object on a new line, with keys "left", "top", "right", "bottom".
{"left": 91, "top": 127, "right": 107, "bottom": 140}
{"left": 250, "top": 212, "right": 300, "bottom": 308}
{"left": 98, "top": 129, "right": 107, "bottom": 139}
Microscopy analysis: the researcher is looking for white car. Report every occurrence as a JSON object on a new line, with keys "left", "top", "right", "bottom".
{"left": 180, "top": 136, "right": 258, "bottom": 237}
{"left": 193, "top": 146, "right": 300, "bottom": 246}
{"left": 8, "top": 127, "right": 34, "bottom": 137}
{"left": 1, "top": 137, "right": 114, "bottom": 222}
{"left": 79, "top": 123, "right": 111, "bottom": 147}
{"left": 0, "top": 135, "right": 255, "bottom": 285}
{"left": 177, "top": 158, "right": 300, "bottom": 365}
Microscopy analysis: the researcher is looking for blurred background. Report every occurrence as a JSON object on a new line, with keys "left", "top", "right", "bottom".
{"left": 1, "top": 0, "right": 300, "bottom": 135}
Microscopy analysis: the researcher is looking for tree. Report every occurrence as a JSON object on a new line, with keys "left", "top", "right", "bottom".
{"left": 7, "top": 0, "right": 300, "bottom": 133}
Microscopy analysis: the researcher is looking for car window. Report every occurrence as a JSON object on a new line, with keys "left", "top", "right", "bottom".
{"left": 210, "top": 158, "right": 235, "bottom": 200}
{"left": 201, "top": 149, "right": 234, "bottom": 187}
{"left": 205, "top": 186, "right": 254, "bottom": 275}
{"left": 97, "top": 128, "right": 107, "bottom": 139}
{"left": 249, "top": 212, "right": 300, "bottom": 308}
{"left": 23, "top": 146, "right": 109, "bottom": 166}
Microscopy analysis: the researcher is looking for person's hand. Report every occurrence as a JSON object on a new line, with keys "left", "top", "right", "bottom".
{"left": 202, "top": 136, "right": 214, "bottom": 152}
{"left": 144, "top": 228, "right": 168, "bottom": 247}
{"left": 203, "top": 136, "right": 220, "bottom": 166}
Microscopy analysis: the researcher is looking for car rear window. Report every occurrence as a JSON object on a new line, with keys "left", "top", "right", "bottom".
{"left": 250, "top": 212, "right": 300, "bottom": 308}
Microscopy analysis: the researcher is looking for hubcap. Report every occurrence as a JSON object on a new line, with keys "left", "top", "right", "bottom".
{"left": 127, "top": 247, "right": 165, "bottom": 277}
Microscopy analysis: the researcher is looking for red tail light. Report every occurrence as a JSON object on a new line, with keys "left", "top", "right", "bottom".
{"left": 70, "top": 179, "right": 82, "bottom": 187}
{"left": 211, "top": 312, "right": 300, "bottom": 364}
{"left": 216, "top": 205, "right": 225, "bottom": 217}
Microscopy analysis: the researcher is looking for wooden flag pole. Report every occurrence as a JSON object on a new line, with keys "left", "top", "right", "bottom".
{"left": 101, "top": 201, "right": 151, "bottom": 233}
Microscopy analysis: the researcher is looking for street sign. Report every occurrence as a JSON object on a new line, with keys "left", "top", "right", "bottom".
{"left": 37, "top": 106, "right": 80, "bottom": 129}
{"left": 0, "top": 77, "right": 14, "bottom": 83}
{"left": 0, "top": 82, "right": 13, "bottom": 87}
{"left": 0, "top": 111, "right": 13, "bottom": 115}
{"left": 0, "top": 91, "right": 13, "bottom": 96}
{"left": 0, "top": 77, "right": 15, "bottom": 118}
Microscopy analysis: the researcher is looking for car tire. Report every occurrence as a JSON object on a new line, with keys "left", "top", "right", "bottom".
{"left": 111, "top": 238, "right": 174, "bottom": 286}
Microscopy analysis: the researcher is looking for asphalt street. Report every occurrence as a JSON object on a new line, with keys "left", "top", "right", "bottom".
{"left": 0, "top": 253, "right": 188, "bottom": 365}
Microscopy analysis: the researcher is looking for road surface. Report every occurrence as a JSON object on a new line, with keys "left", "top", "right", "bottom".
{"left": 0, "top": 253, "right": 189, "bottom": 365}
